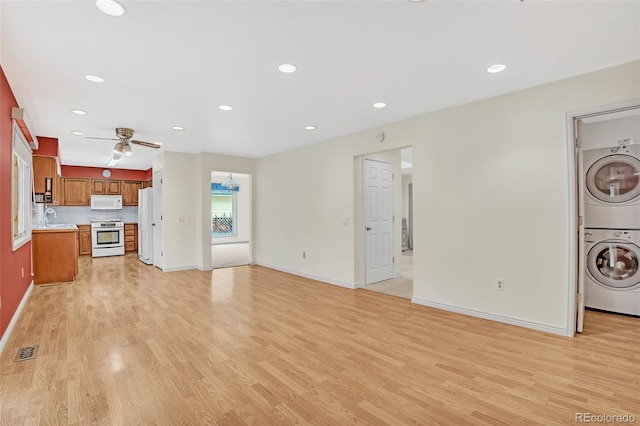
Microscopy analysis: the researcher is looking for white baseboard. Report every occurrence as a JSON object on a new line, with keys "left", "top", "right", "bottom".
{"left": 197, "top": 265, "right": 214, "bottom": 271}
{"left": 355, "top": 281, "right": 365, "bottom": 288}
{"left": 162, "top": 265, "right": 198, "bottom": 272}
{"left": 411, "top": 297, "right": 567, "bottom": 336}
{"left": 255, "top": 262, "right": 355, "bottom": 289}
{"left": 0, "top": 281, "right": 34, "bottom": 356}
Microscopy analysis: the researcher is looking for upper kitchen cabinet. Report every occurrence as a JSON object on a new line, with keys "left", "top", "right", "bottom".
{"left": 33, "top": 155, "right": 61, "bottom": 204}
{"left": 121, "top": 180, "right": 142, "bottom": 205}
{"left": 91, "top": 179, "right": 106, "bottom": 194}
{"left": 91, "top": 179, "right": 121, "bottom": 195}
{"left": 107, "top": 180, "right": 121, "bottom": 194}
{"left": 63, "top": 178, "right": 91, "bottom": 206}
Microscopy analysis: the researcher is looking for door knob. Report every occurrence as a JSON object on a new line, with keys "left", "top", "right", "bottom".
{"left": 366, "top": 226, "right": 372, "bottom": 231}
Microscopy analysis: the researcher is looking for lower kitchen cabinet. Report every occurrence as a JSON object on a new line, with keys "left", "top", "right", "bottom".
{"left": 78, "top": 225, "right": 92, "bottom": 256}
{"left": 33, "top": 228, "right": 78, "bottom": 284}
{"left": 125, "top": 223, "right": 138, "bottom": 252}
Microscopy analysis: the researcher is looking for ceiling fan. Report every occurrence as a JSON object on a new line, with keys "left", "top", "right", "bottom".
{"left": 85, "top": 127, "right": 161, "bottom": 157}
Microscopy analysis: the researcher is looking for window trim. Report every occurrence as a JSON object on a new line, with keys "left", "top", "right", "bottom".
{"left": 12, "top": 120, "right": 33, "bottom": 251}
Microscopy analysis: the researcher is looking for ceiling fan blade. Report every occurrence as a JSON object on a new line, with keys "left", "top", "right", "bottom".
{"left": 131, "top": 139, "right": 161, "bottom": 149}
{"left": 85, "top": 136, "right": 119, "bottom": 141}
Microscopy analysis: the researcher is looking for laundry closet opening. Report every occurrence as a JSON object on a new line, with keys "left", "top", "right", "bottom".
{"left": 571, "top": 104, "right": 640, "bottom": 334}
{"left": 210, "top": 170, "right": 252, "bottom": 268}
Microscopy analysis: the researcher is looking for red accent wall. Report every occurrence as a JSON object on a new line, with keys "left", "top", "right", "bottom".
{"left": 61, "top": 165, "right": 150, "bottom": 180}
{"left": 144, "top": 168, "right": 152, "bottom": 180}
{"left": 33, "top": 136, "right": 59, "bottom": 157}
{"left": 0, "top": 66, "right": 33, "bottom": 340}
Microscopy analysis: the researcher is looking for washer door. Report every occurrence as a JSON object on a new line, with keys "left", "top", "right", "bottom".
{"left": 587, "top": 241, "right": 640, "bottom": 289}
{"left": 585, "top": 154, "right": 640, "bottom": 203}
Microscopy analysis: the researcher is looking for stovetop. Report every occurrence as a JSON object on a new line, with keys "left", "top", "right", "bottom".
{"left": 90, "top": 217, "right": 122, "bottom": 223}
{"left": 90, "top": 217, "right": 124, "bottom": 228}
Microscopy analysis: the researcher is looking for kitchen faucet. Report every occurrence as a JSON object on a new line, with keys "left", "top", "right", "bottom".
{"left": 44, "top": 207, "right": 57, "bottom": 227}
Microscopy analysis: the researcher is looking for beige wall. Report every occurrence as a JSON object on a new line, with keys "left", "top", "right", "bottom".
{"left": 158, "top": 152, "right": 198, "bottom": 270}
{"left": 254, "top": 61, "right": 640, "bottom": 333}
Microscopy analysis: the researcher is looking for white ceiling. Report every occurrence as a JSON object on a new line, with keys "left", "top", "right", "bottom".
{"left": 2, "top": 1, "right": 639, "bottom": 170}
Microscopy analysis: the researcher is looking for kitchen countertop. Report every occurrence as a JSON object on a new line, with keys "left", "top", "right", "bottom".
{"left": 33, "top": 224, "right": 78, "bottom": 232}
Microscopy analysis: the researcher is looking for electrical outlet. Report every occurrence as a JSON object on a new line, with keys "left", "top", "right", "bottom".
{"left": 496, "top": 278, "right": 504, "bottom": 291}
{"left": 302, "top": 251, "right": 306, "bottom": 259}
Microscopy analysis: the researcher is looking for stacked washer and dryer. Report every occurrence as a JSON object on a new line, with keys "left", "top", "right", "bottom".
{"left": 584, "top": 144, "right": 640, "bottom": 316}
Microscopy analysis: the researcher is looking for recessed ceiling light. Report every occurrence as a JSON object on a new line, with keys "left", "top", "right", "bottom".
{"left": 218, "top": 105, "right": 233, "bottom": 111}
{"left": 84, "top": 74, "right": 104, "bottom": 83}
{"left": 95, "top": 0, "right": 126, "bottom": 17}
{"left": 71, "top": 131, "right": 84, "bottom": 136}
{"left": 487, "top": 63, "right": 507, "bottom": 74}
{"left": 278, "top": 63, "right": 297, "bottom": 74}
{"left": 408, "top": 0, "right": 426, "bottom": 2}
{"left": 304, "top": 125, "right": 317, "bottom": 131}
{"left": 172, "top": 126, "right": 184, "bottom": 131}
{"left": 372, "top": 102, "right": 387, "bottom": 109}
{"left": 71, "top": 109, "right": 87, "bottom": 115}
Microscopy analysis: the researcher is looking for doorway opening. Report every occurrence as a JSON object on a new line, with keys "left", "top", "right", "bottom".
{"left": 210, "top": 170, "right": 251, "bottom": 268}
{"left": 569, "top": 102, "right": 640, "bottom": 335}
{"left": 355, "top": 147, "right": 413, "bottom": 299}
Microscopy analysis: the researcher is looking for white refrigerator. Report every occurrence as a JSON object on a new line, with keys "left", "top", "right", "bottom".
{"left": 138, "top": 188, "right": 154, "bottom": 264}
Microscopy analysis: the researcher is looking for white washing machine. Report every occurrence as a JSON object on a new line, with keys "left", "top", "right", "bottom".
{"left": 584, "top": 145, "right": 640, "bottom": 229}
{"left": 585, "top": 229, "right": 640, "bottom": 316}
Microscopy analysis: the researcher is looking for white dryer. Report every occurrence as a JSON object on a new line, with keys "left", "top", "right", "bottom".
{"left": 585, "top": 228, "right": 640, "bottom": 316}
{"left": 584, "top": 145, "right": 640, "bottom": 229}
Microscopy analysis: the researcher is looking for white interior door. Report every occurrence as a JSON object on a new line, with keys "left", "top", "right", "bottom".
{"left": 364, "top": 158, "right": 394, "bottom": 284}
{"left": 576, "top": 119, "right": 586, "bottom": 333}
{"left": 153, "top": 171, "right": 164, "bottom": 270}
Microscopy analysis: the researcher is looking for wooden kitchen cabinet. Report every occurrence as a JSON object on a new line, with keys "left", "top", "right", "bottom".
{"left": 91, "top": 179, "right": 106, "bottom": 194}
{"left": 33, "top": 228, "right": 78, "bottom": 284}
{"left": 121, "top": 181, "right": 142, "bottom": 206}
{"left": 106, "top": 180, "right": 121, "bottom": 194}
{"left": 33, "top": 155, "right": 61, "bottom": 205}
{"left": 63, "top": 178, "right": 91, "bottom": 205}
{"left": 78, "top": 225, "right": 92, "bottom": 256}
{"left": 124, "top": 223, "right": 138, "bottom": 252}
{"left": 91, "top": 179, "right": 121, "bottom": 195}
{"left": 142, "top": 179, "right": 153, "bottom": 188}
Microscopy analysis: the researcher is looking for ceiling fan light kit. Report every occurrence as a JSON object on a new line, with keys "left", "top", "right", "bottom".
{"left": 89, "top": 127, "right": 162, "bottom": 159}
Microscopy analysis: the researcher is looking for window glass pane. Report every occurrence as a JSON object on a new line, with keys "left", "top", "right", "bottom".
{"left": 12, "top": 153, "right": 19, "bottom": 238}
{"left": 211, "top": 192, "right": 235, "bottom": 236}
{"left": 12, "top": 122, "right": 32, "bottom": 249}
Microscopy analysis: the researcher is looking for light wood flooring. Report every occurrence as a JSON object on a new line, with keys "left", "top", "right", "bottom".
{"left": 364, "top": 250, "right": 413, "bottom": 299}
{"left": 1, "top": 254, "right": 639, "bottom": 425}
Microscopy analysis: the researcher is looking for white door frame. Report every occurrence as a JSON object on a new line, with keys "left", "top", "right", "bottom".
{"left": 565, "top": 100, "right": 640, "bottom": 337}
{"left": 362, "top": 156, "right": 395, "bottom": 285}
{"left": 153, "top": 170, "right": 164, "bottom": 270}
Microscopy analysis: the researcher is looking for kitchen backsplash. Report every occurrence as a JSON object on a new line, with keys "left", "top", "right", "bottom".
{"left": 42, "top": 206, "right": 138, "bottom": 225}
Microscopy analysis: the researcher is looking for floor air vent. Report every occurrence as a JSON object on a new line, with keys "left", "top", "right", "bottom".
{"left": 14, "top": 345, "right": 38, "bottom": 362}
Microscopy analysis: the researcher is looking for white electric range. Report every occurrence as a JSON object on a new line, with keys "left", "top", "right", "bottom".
{"left": 91, "top": 218, "right": 125, "bottom": 258}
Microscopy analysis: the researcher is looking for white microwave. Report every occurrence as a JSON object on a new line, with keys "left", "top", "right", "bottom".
{"left": 90, "top": 195, "right": 123, "bottom": 210}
